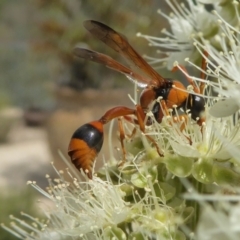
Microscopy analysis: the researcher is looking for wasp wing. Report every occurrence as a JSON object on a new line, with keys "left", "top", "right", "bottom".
{"left": 83, "top": 20, "right": 165, "bottom": 87}
{"left": 74, "top": 47, "right": 150, "bottom": 87}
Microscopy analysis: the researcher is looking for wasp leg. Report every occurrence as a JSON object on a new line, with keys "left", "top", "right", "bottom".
{"left": 121, "top": 104, "right": 164, "bottom": 161}
{"left": 172, "top": 51, "right": 208, "bottom": 95}
{"left": 172, "top": 64, "right": 200, "bottom": 94}
{"left": 117, "top": 117, "right": 127, "bottom": 165}
{"left": 134, "top": 105, "right": 164, "bottom": 157}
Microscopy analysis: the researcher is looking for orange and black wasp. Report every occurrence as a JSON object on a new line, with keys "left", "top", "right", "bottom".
{"left": 68, "top": 20, "right": 206, "bottom": 178}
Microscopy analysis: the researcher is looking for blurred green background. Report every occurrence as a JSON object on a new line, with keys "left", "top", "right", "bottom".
{"left": 0, "top": 0, "right": 173, "bottom": 239}
{"left": 0, "top": 0, "right": 170, "bottom": 110}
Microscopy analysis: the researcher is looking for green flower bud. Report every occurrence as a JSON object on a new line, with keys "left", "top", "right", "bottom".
{"left": 129, "top": 232, "right": 145, "bottom": 240}
{"left": 182, "top": 206, "right": 194, "bottom": 223}
{"left": 163, "top": 230, "right": 186, "bottom": 240}
{"left": 213, "top": 164, "right": 240, "bottom": 186}
{"left": 165, "top": 155, "right": 193, "bottom": 177}
{"left": 153, "top": 182, "right": 176, "bottom": 202}
{"left": 102, "top": 226, "right": 127, "bottom": 240}
{"left": 131, "top": 165, "right": 157, "bottom": 188}
{"left": 126, "top": 137, "right": 144, "bottom": 155}
{"left": 192, "top": 159, "right": 214, "bottom": 184}
{"left": 219, "top": 1, "right": 240, "bottom": 26}
{"left": 173, "top": 230, "right": 186, "bottom": 240}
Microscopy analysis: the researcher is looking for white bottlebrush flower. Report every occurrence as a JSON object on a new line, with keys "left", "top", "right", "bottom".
{"left": 139, "top": 1, "right": 240, "bottom": 169}
{"left": 187, "top": 0, "right": 240, "bottom": 121}
{"left": 196, "top": 203, "right": 240, "bottom": 240}
{"left": 142, "top": 93, "right": 240, "bottom": 184}
{"left": 21, "top": 177, "right": 130, "bottom": 238}
{"left": 2, "top": 166, "right": 129, "bottom": 239}
{"left": 183, "top": 187, "right": 240, "bottom": 240}
{"left": 138, "top": 0, "right": 217, "bottom": 69}
{"left": 2, "top": 162, "right": 185, "bottom": 239}
{"left": 160, "top": 99, "right": 240, "bottom": 160}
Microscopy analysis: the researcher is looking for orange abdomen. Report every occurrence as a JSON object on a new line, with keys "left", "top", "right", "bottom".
{"left": 68, "top": 121, "right": 103, "bottom": 179}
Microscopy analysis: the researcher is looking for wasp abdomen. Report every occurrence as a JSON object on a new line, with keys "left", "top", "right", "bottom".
{"left": 68, "top": 121, "right": 104, "bottom": 178}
